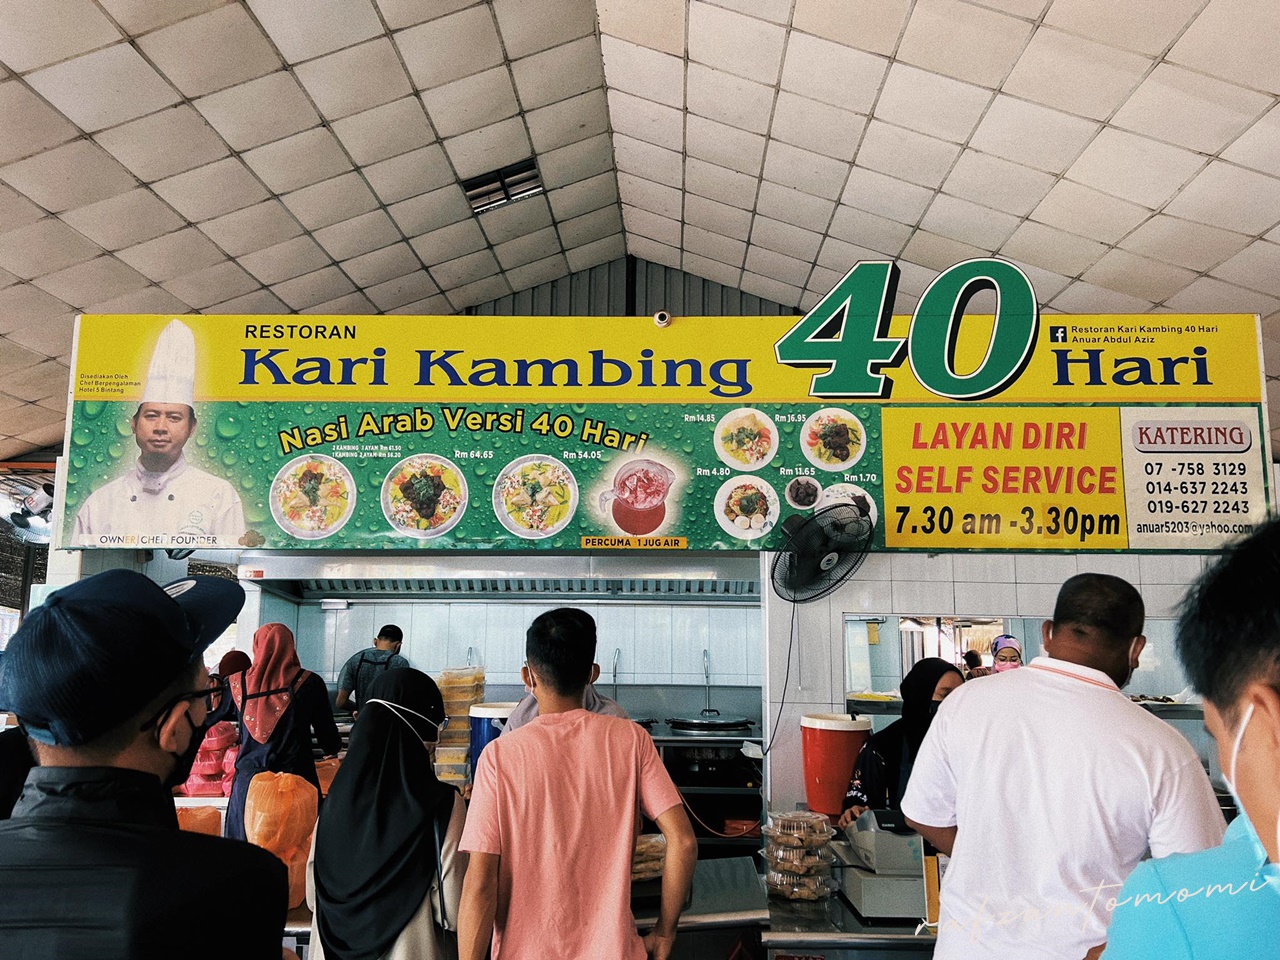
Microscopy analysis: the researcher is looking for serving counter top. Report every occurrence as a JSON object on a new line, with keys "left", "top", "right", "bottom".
{"left": 635, "top": 856, "right": 770, "bottom": 930}
{"left": 765, "top": 896, "right": 935, "bottom": 950}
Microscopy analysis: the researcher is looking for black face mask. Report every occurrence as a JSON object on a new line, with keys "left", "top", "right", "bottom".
{"left": 163, "top": 714, "right": 209, "bottom": 789}
{"left": 925, "top": 700, "right": 941, "bottom": 721}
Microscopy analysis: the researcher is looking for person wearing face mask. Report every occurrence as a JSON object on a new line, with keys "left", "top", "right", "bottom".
{"left": 901, "top": 573, "right": 1225, "bottom": 960}
{"left": 1101, "top": 522, "right": 1280, "bottom": 960}
{"left": 990, "top": 635, "right": 1023, "bottom": 672}
{"left": 0, "top": 570, "right": 288, "bottom": 958}
{"left": 837, "top": 658, "right": 963, "bottom": 828}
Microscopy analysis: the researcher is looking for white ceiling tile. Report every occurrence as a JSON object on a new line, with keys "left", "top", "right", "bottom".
{"left": 512, "top": 35, "right": 603, "bottom": 111}
{"left": 856, "top": 122, "right": 959, "bottom": 189}
{"left": 19, "top": 419, "right": 72, "bottom": 448}
{"left": 1068, "top": 129, "right": 1205, "bottom": 208}
{"left": 818, "top": 236, "right": 888, "bottom": 272}
{"left": 242, "top": 128, "right": 354, "bottom": 195}
{"left": 1002, "top": 28, "right": 1150, "bottom": 121}
{"left": 94, "top": 106, "right": 230, "bottom": 183}
{"left": 82, "top": 285, "right": 191, "bottom": 316}
{"left": 998, "top": 258, "right": 1072, "bottom": 302}
{"left": 0, "top": 267, "right": 16, "bottom": 289}
{"left": 684, "top": 224, "right": 746, "bottom": 266}
{"left": 302, "top": 291, "right": 378, "bottom": 316}
{"left": 374, "top": 0, "right": 481, "bottom": 30}
{"left": 364, "top": 144, "right": 454, "bottom": 205}
{"left": 7, "top": 323, "right": 72, "bottom": 360}
{"left": 1, "top": 141, "right": 136, "bottom": 214}
{"left": 31, "top": 255, "right": 149, "bottom": 307}
{"left": 238, "top": 236, "right": 332, "bottom": 285}
{"left": 1000, "top": 220, "right": 1108, "bottom": 276}
{"left": 431, "top": 249, "right": 501, "bottom": 288}
{"left": 26, "top": 44, "right": 179, "bottom": 132}
{"left": 194, "top": 72, "right": 321, "bottom": 151}
{"left": 607, "top": 90, "right": 685, "bottom": 150}
{"left": 1049, "top": 280, "right": 1154, "bottom": 314}
{"left": 627, "top": 234, "right": 681, "bottom": 269}
{"left": 598, "top": 36, "right": 683, "bottom": 109}
{"left": 595, "top": 0, "right": 685, "bottom": 57}
{"left": 0, "top": 219, "right": 101, "bottom": 280}
{"left": 1045, "top": 0, "right": 1203, "bottom": 57}
{"left": 394, "top": 7, "right": 504, "bottom": 89}
{"left": 769, "top": 92, "right": 865, "bottom": 162}
{"left": 538, "top": 133, "right": 613, "bottom": 190}
{"left": 1211, "top": 241, "right": 1280, "bottom": 298}
{"left": 968, "top": 95, "right": 1100, "bottom": 174}
{"left": 421, "top": 65, "right": 520, "bottom": 139}
{"left": 0, "top": 184, "right": 45, "bottom": 234}
{"left": 506, "top": 253, "right": 570, "bottom": 292}
{"left": 386, "top": 293, "right": 453, "bottom": 315}
{"left": 365, "top": 271, "right": 440, "bottom": 311}
{"left": 755, "top": 181, "right": 836, "bottom": 232}
{"left": 408, "top": 218, "right": 487, "bottom": 264}
{"left": 873, "top": 63, "right": 992, "bottom": 144}
{"left": 1082, "top": 248, "right": 1198, "bottom": 302}
{"left": 739, "top": 270, "right": 803, "bottom": 306}
{"left": 688, "top": 2, "right": 786, "bottom": 85}
{"left": 793, "top": 0, "right": 911, "bottom": 56}
{"left": 1169, "top": 276, "right": 1280, "bottom": 315}
{"left": 492, "top": 0, "right": 596, "bottom": 59}
{"left": 920, "top": 194, "right": 1021, "bottom": 250}
{"left": 623, "top": 206, "right": 682, "bottom": 247}
{"left": 1168, "top": 0, "right": 1280, "bottom": 96}
{"left": 1112, "top": 63, "right": 1272, "bottom": 154}
{"left": 2, "top": 400, "right": 64, "bottom": 433}
{"left": 962, "top": 0, "right": 1049, "bottom": 18}
{"left": 152, "top": 157, "right": 269, "bottom": 222}
{"left": 282, "top": 173, "right": 379, "bottom": 231}
{"left": 842, "top": 166, "right": 932, "bottom": 225}
{"left": 781, "top": 32, "right": 888, "bottom": 114}
{"left": 494, "top": 226, "right": 560, "bottom": 269}
{"left": 118, "top": 227, "right": 226, "bottom": 283}
{"left": 295, "top": 38, "right": 414, "bottom": 121}
{"left": 313, "top": 210, "right": 401, "bottom": 261}
{"left": 1223, "top": 105, "right": 1280, "bottom": 178}
{"left": 1164, "top": 161, "right": 1280, "bottom": 235}
{"left": 1031, "top": 180, "right": 1150, "bottom": 245}
{"left": 709, "top": 0, "right": 791, "bottom": 24}
{"left": 687, "top": 64, "right": 774, "bottom": 135}
{"left": 0, "top": 80, "right": 78, "bottom": 166}
{"left": 247, "top": 0, "right": 383, "bottom": 63}
{"left": 687, "top": 115, "right": 766, "bottom": 177}
{"left": 342, "top": 242, "right": 421, "bottom": 287}
{"left": 477, "top": 195, "right": 553, "bottom": 244}
{"left": 682, "top": 252, "right": 741, "bottom": 288}
{"left": 0, "top": 0, "right": 119, "bottom": 73}
{"left": 98, "top": 0, "right": 227, "bottom": 33}
{"left": 271, "top": 265, "right": 357, "bottom": 310}
{"left": 612, "top": 134, "right": 683, "bottom": 189}
{"left": 901, "top": 230, "right": 987, "bottom": 270}
{"left": 1121, "top": 216, "right": 1251, "bottom": 273}
{"left": 442, "top": 117, "right": 532, "bottom": 180}
{"left": 527, "top": 89, "right": 610, "bottom": 153}
{"left": 751, "top": 217, "right": 823, "bottom": 261}
{"left": 684, "top": 194, "right": 752, "bottom": 238}
{"left": 617, "top": 172, "right": 682, "bottom": 220}
{"left": 208, "top": 289, "right": 291, "bottom": 314}
{"left": 445, "top": 274, "right": 511, "bottom": 309}
{"left": 685, "top": 157, "right": 756, "bottom": 208}
{"left": 58, "top": 189, "right": 184, "bottom": 251}
{"left": 943, "top": 149, "right": 1055, "bottom": 217}
{"left": 199, "top": 200, "right": 304, "bottom": 258}
{"left": 0, "top": 283, "right": 74, "bottom": 331}
{"left": 897, "top": 0, "right": 1033, "bottom": 87}
{"left": 137, "top": 5, "right": 281, "bottom": 98}
{"left": 548, "top": 172, "right": 619, "bottom": 220}
{"left": 331, "top": 97, "right": 436, "bottom": 166}
{"left": 388, "top": 184, "right": 472, "bottom": 236}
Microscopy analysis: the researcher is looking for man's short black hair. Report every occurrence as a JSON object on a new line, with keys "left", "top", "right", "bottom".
{"left": 526, "top": 608, "right": 596, "bottom": 696}
{"left": 963, "top": 650, "right": 982, "bottom": 669}
{"left": 377, "top": 624, "right": 402, "bottom": 644}
{"left": 1178, "top": 519, "right": 1280, "bottom": 718}
{"left": 1053, "top": 573, "right": 1144, "bottom": 649}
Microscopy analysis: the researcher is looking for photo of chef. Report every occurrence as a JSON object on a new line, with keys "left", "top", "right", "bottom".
{"left": 72, "top": 319, "right": 246, "bottom": 546}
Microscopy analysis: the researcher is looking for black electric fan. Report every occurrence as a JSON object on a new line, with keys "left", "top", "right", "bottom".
{"left": 771, "top": 502, "right": 876, "bottom": 603}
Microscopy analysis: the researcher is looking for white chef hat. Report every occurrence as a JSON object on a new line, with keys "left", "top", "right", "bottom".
{"left": 140, "top": 319, "right": 196, "bottom": 408}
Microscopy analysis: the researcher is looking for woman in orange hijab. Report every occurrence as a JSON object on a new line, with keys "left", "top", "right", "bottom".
{"left": 223, "top": 623, "right": 341, "bottom": 841}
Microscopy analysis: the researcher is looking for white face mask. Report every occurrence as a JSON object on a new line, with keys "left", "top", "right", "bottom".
{"left": 1222, "top": 702, "right": 1280, "bottom": 872}
{"left": 1120, "top": 637, "right": 1140, "bottom": 689}
{"left": 362, "top": 698, "right": 443, "bottom": 746}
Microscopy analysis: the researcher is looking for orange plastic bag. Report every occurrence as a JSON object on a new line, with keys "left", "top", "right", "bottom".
{"left": 314, "top": 757, "right": 341, "bottom": 797}
{"left": 176, "top": 806, "right": 222, "bottom": 836}
{"left": 244, "top": 771, "right": 319, "bottom": 908}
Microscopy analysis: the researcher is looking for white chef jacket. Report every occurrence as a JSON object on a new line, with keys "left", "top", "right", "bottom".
{"left": 73, "top": 456, "right": 245, "bottom": 548}
{"left": 901, "top": 656, "right": 1225, "bottom": 960}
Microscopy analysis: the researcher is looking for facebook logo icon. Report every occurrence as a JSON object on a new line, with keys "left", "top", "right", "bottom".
{"left": 1049, "top": 325, "right": 1068, "bottom": 343}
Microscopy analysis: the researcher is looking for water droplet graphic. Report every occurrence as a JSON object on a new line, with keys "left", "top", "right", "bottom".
{"left": 215, "top": 413, "right": 243, "bottom": 439}
{"left": 108, "top": 443, "right": 123, "bottom": 458}
{"left": 82, "top": 401, "right": 106, "bottom": 419}
{"left": 222, "top": 451, "right": 238, "bottom": 466}
{"left": 72, "top": 427, "right": 93, "bottom": 447}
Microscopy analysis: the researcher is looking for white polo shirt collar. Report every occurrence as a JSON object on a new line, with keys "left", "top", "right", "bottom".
{"left": 1025, "top": 655, "right": 1121, "bottom": 693}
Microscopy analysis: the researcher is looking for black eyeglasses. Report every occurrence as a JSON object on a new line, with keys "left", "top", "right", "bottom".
{"left": 140, "top": 676, "right": 226, "bottom": 732}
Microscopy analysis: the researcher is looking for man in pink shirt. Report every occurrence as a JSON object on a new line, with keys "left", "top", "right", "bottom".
{"left": 459, "top": 608, "right": 697, "bottom": 960}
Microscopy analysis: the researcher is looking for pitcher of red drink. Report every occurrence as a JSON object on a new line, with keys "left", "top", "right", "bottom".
{"left": 599, "top": 460, "right": 675, "bottom": 535}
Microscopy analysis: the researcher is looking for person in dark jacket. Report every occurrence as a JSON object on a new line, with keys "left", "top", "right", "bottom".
{"left": 224, "top": 622, "right": 341, "bottom": 841}
{"left": 0, "top": 569, "right": 287, "bottom": 960}
{"left": 0, "top": 726, "right": 34, "bottom": 819}
{"left": 837, "top": 657, "right": 964, "bottom": 827}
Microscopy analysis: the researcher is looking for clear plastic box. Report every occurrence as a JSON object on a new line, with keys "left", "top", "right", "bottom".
{"left": 434, "top": 762, "right": 469, "bottom": 781}
{"left": 765, "top": 864, "right": 835, "bottom": 901}
{"left": 762, "top": 842, "right": 836, "bottom": 875}
{"left": 762, "top": 811, "right": 836, "bottom": 849}
{"left": 434, "top": 746, "right": 469, "bottom": 765}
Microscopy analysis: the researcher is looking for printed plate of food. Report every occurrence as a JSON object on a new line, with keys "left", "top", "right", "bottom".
{"left": 493, "top": 455, "right": 578, "bottom": 539}
{"left": 818, "top": 483, "right": 878, "bottom": 531}
{"left": 271, "top": 454, "right": 356, "bottom": 540}
{"left": 784, "top": 476, "right": 823, "bottom": 511}
{"left": 800, "top": 408, "right": 866, "bottom": 472}
{"left": 714, "top": 476, "right": 780, "bottom": 541}
{"left": 381, "top": 454, "right": 468, "bottom": 538}
{"left": 714, "top": 407, "right": 779, "bottom": 471}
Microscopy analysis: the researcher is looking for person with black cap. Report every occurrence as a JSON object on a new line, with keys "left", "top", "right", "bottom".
{"left": 0, "top": 569, "right": 288, "bottom": 959}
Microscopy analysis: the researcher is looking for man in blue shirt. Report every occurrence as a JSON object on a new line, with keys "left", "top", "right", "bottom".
{"left": 335, "top": 624, "right": 410, "bottom": 714}
{"left": 1102, "top": 520, "right": 1280, "bottom": 959}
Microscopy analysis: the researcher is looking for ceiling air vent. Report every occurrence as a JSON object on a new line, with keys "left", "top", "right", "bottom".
{"left": 463, "top": 158, "right": 543, "bottom": 214}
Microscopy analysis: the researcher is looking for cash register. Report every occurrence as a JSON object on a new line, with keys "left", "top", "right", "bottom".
{"left": 832, "top": 809, "right": 928, "bottom": 920}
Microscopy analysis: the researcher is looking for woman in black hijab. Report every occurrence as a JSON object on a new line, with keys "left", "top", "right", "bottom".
{"left": 837, "top": 658, "right": 964, "bottom": 827}
{"left": 307, "top": 668, "right": 465, "bottom": 960}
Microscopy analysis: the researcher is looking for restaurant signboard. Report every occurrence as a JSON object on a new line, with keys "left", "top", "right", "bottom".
{"left": 62, "top": 259, "right": 1272, "bottom": 552}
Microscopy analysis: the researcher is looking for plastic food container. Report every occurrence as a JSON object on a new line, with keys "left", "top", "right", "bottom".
{"left": 632, "top": 833, "right": 666, "bottom": 881}
{"left": 434, "top": 762, "right": 469, "bottom": 781}
{"left": 438, "top": 725, "right": 470, "bottom": 746}
{"left": 765, "top": 865, "right": 835, "bottom": 901}
{"left": 444, "top": 694, "right": 481, "bottom": 716}
{"left": 440, "top": 666, "right": 485, "bottom": 690}
{"left": 763, "top": 842, "right": 836, "bottom": 875}
{"left": 434, "top": 746, "right": 469, "bottom": 765}
{"left": 762, "top": 811, "right": 836, "bottom": 849}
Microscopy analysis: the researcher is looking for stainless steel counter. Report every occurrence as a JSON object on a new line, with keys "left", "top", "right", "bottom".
{"left": 765, "top": 894, "right": 936, "bottom": 951}
{"left": 644, "top": 721, "right": 764, "bottom": 745}
{"left": 634, "top": 856, "right": 770, "bottom": 930}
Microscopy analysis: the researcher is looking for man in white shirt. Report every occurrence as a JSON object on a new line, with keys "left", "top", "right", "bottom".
{"left": 901, "top": 573, "right": 1225, "bottom": 960}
